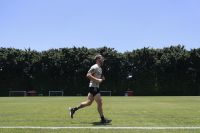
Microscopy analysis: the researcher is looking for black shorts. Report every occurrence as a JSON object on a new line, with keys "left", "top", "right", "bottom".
{"left": 89, "top": 87, "right": 100, "bottom": 96}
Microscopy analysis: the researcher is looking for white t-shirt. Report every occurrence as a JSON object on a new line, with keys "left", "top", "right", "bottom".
{"left": 88, "top": 64, "right": 102, "bottom": 88}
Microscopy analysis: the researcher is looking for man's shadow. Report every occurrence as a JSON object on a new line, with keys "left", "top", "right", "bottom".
{"left": 91, "top": 121, "right": 112, "bottom": 126}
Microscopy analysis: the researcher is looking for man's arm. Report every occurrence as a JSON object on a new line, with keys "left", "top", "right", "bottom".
{"left": 86, "top": 72, "right": 104, "bottom": 83}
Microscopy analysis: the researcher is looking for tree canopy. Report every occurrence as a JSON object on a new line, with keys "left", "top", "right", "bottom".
{"left": 0, "top": 45, "right": 200, "bottom": 96}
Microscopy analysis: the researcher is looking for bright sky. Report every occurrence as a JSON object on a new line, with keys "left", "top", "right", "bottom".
{"left": 0, "top": 0, "right": 200, "bottom": 52}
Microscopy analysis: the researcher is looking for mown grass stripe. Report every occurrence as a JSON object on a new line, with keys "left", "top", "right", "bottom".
{"left": 0, "top": 126, "right": 200, "bottom": 130}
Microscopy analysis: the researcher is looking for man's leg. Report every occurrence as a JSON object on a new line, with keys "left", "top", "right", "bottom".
{"left": 94, "top": 93, "right": 104, "bottom": 117}
{"left": 69, "top": 93, "right": 94, "bottom": 118}
{"left": 94, "top": 93, "right": 112, "bottom": 123}
{"left": 78, "top": 93, "right": 94, "bottom": 109}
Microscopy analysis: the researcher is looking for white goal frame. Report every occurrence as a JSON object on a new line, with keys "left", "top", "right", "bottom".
{"left": 9, "top": 91, "right": 27, "bottom": 96}
{"left": 100, "top": 91, "right": 112, "bottom": 96}
{"left": 48, "top": 91, "right": 64, "bottom": 96}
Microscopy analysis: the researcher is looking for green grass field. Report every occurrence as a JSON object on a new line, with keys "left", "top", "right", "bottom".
{"left": 0, "top": 96, "right": 200, "bottom": 133}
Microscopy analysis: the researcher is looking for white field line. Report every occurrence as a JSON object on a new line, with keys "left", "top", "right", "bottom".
{"left": 0, "top": 126, "right": 200, "bottom": 130}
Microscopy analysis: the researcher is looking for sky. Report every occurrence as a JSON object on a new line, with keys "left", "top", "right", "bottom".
{"left": 0, "top": 0, "right": 200, "bottom": 52}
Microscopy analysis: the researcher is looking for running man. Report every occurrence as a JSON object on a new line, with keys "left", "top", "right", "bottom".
{"left": 69, "top": 54, "right": 112, "bottom": 123}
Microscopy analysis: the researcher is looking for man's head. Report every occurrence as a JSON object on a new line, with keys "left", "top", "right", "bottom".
{"left": 94, "top": 54, "right": 104, "bottom": 66}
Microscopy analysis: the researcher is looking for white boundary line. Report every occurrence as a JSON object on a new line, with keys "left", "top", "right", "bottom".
{"left": 0, "top": 126, "right": 200, "bottom": 130}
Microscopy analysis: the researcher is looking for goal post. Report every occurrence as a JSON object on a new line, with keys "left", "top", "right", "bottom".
{"left": 9, "top": 91, "right": 27, "bottom": 96}
{"left": 48, "top": 91, "right": 64, "bottom": 96}
{"left": 100, "top": 91, "right": 112, "bottom": 96}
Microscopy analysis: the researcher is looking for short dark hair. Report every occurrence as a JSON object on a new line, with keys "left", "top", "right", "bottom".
{"left": 94, "top": 54, "right": 103, "bottom": 60}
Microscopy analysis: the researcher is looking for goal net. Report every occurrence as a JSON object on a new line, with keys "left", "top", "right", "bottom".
{"left": 49, "top": 91, "right": 64, "bottom": 96}
{"left": 9, "top": 91, "right": 27, "bottom": 96}
{"left": 100, "top": 91, "right": 112, "bottom": 96}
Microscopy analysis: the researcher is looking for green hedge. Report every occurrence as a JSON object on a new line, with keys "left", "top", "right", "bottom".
{"left": 0, "top": 45, "right": 200, "bottom": 96}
